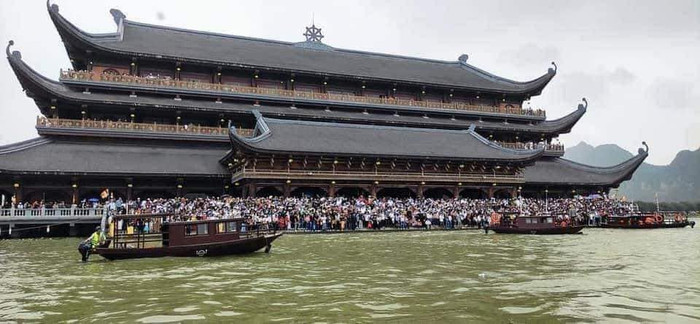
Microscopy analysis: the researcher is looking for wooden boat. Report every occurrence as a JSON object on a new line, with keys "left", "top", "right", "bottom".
{"left": 487, "top": 212, "right": 584, "bottom": 235}
{"left": 86, "top": 214, "right": 282, "bottom": 261}
{"left": 601, "top": 213, "right": 695, "bottom": 229}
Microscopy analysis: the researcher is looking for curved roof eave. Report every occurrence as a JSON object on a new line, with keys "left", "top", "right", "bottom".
{"left": 524, "top": 142, "right": 649, "bottom": 186}
{"left": 558, "top": 144, "right": 649, "bottom": 185}
{"left": 537, "top": 98, "right": 588, "bottom": 134}
{"left": 46, "top": 2, "right": 555, "bottom": 95}
{"left": 228, "top": 111, "right": 545, "bottom": 162}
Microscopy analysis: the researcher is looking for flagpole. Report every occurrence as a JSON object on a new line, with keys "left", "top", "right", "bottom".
{"left": 655, "top": 193, "right": 659, "bottom": 212}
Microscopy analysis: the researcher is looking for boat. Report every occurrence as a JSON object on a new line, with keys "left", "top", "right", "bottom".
{"left": 601, "top": 212, "right": 695, "bottom": 229}
{"left": 83, "top": 213, "right": 282, "bottom": 261}
{"left": 487, "top": 211, "right": 584, "bottom": 235}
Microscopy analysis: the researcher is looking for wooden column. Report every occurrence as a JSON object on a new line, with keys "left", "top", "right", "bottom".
{"left": 370, "top": 184, "right": 377, "bottom": 197}
{"left": 487, "top": 187, "right": 495, "bottom": 198}
{"left": 329, "top": 183, "right": 336, "bottom": 197}
{"left": 248, "top": 183, "right": 257, "bottom": 198}
{"left": 283, "top": 183, "right": 291, "bottom": 198}
{"left": 72, "top": 186, "right": 79, "bottom": 205}
{"left": 13, "top": 182, "right": 22, "bottom": 203}
{"left": 417, "top": 184, "right": 424, "bottom": 199}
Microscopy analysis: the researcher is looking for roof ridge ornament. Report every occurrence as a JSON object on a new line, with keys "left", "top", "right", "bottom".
{"left": 458, "top": 54, "right": 469, "bottom": 64}
{"left": 6, "top": 40, "right": 20, "bottom": 59}
{"left": 109, "top": 8, "right": 126, "bottom": 26}
{"left": 47, "top": 0, "right": 59, "bottom": 13}
{"left": 303, "top": 24, "right": 324, "bottom": 43}
{"left": 640, "top": 141, "right": 649, "bottom": 154}
{"left": 549, "top": 62, "right": 557, "bottom": 74}
{"left": 578, "top": 97, "right": 587, "bottom": 110}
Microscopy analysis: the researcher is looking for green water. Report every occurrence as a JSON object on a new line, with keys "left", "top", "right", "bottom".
{"left": 1, "top": 228, "right": 699, "bottom": 323}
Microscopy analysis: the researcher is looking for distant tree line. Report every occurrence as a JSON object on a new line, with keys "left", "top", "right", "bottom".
{"left": 636, "top": 201, "right": 700, "bottom": 212}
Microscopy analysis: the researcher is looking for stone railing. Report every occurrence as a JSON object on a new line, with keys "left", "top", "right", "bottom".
{"left": 37, "top": 116, "right": 254, "bottom": 137}
{"left": 60, "top": 70, "right": 546, "bottom": 118}
{"left": 0, "top": 207, "right": 105, "bottom": 218}
{"left": 498, "top": 142, "right": 564, "bottom": 152}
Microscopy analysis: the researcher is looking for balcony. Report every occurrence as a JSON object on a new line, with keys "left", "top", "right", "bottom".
{"left": 232, "top": 168, "right": 525, "bottom": 184}
{"left": 36, "top": 116, "right": 254, "bottom": 138}
{"left": 60, "top": 70, "right": 546, "bottom": 118}
{"left": 498, "top": 142, "right": 564, "bottom": 153}
{"left": 0, "top": 207, "right": 105, "bottom": 218}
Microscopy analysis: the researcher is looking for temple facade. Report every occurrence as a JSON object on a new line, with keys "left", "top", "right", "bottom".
{"left": 0, "top": 2, "right": 648, "bottom": 204}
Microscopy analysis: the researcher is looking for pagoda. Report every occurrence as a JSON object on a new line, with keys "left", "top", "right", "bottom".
{"left": 0, "top": 2, "right": 648, "bottom": 203}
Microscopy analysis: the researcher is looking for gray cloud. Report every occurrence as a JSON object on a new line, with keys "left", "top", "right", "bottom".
{"left": 647, "top": 78, "right": 699, "bottom": 110}
{"left": 608, "top": 67, "right": 636, "bottom": 85}
{"left": 497, "top": 43, "right": 560, "bottom": 71}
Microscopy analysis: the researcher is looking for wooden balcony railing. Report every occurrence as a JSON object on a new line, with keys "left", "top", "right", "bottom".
{"left": 60, "top": 70, "right": 547, "bottom": 118}
{"left": 233, "top": 168, "right": 524, "bottom": 183}
{"left": 498, "top": 142, "right": 565, "bottom": 152}
{"left": 36, "top": 116, "right": 254, "bottom": 137}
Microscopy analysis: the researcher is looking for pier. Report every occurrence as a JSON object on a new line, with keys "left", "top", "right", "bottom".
{"left": 0, "top": 207, "right": 103, "bottom": 238}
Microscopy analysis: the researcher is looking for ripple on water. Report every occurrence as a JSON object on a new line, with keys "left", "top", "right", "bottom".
{"left": 173, "top": 306, "right": 198, "bottom": 313}
{"left": 214, "top": 311, "right": 243, "bottom": 317}
{"left": 355, "top": 303, "right": 408, "bottom": 311}
{"left": 136, "top": 315, "right": 206, "bottom": 323}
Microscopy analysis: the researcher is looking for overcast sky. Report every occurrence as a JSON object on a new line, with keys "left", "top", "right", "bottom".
{"left": 1, "top": 0, "right": 698, "bottom": 165}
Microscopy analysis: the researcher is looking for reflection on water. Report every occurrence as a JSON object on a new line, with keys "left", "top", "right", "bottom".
{"left": 0, "top": 228, "right": 699, "bottom": 322}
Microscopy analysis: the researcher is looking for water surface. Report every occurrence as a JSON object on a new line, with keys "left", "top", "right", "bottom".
{"left": 0, "top": 228, "right": 698, "bottom": 322}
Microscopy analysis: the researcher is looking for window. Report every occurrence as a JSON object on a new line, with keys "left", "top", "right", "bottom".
{"left": 216, "top": 221, "right": 238, "bottom": 234}
{"left": 185, "top": 223, "right": 209, "bottom": 236}
{"left": 226, "top": 221, "right": 237, "bottom": 233}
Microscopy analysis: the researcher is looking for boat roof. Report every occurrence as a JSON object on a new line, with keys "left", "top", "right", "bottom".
{"left": 112, "top": 213, "right": 172, "bottom": 220}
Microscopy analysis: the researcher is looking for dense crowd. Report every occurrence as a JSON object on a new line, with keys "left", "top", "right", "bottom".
{"left": 58, "top": 195, "right": 636, "bottom": 230}
{"left": 3, "top": 193, "right": 640, "bottom": 230}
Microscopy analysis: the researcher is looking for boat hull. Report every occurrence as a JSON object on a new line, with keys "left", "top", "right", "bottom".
{"left": 95, "top": 233, "right": 283, "bottom": 260}
{"left": 490, "top": 225, "right": 584, "bottom": 235}
{"left": 601, "top": 222, "right": 692, "bottom": 229}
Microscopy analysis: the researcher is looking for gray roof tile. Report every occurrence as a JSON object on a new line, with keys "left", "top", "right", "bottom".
{"left": 230, "top": 111, "right": 545, "bottom": 162}
{"left": 0, "top": 138, "right": 228, "bottom": 176}
{"left": 48, "top": 3, "right": 555, "bottom": 94}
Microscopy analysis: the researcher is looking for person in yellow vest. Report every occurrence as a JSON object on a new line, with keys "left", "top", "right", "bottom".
{"left": 79, "top": 226, "right": 106, "bottom": 262}
{"left": 89, "top": 226, "right": 106, "bottom": 248}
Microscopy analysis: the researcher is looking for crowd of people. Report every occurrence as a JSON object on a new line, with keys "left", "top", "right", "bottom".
{"left": 10, "top": 195, "right": 633, "bottom": 231}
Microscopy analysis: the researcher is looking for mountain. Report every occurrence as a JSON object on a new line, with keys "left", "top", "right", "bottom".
{"left": 563, "top": 142, "right": 700, "bottom": 202}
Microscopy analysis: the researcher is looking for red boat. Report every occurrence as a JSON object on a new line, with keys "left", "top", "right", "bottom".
{"left": 601, "top": 213, "right": 695, "bottom": 229}
{"left": 83, "top": 214, "right": 282, "bottom": 261}
{"left": 487, "top": 212, "right": 584, "bottom": 235}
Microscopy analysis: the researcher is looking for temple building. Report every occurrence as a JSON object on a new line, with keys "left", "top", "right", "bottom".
{"left": 0, "top": 2, "right": 648, "bottom": 203}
